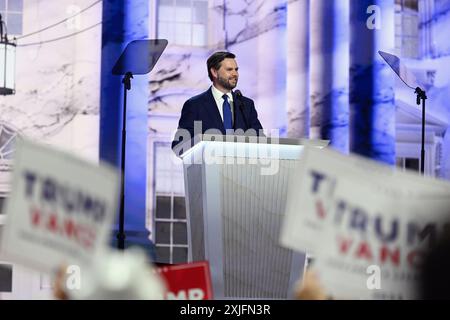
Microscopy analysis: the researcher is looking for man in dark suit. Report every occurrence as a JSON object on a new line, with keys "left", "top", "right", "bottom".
{"left": 172, "top": 51, "right": 264, "bottom": 155}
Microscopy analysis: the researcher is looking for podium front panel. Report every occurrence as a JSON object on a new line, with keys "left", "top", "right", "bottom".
{"left": 219, "top": 161, "right": 303, "bottom": 298}
{"left": 182, "top": 139, "right": 313, "bottom": 299}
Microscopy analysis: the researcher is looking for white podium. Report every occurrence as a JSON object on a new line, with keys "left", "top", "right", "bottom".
{"left": 180, "top": 134, "right": 328, "bottom": 299}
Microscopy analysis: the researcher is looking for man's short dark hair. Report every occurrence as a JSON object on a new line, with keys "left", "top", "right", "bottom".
{"left": 207, "top": 51, "right": 236, "bottom": 81}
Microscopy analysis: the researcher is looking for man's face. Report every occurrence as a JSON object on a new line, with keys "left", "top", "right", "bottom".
{"left": 212, "top": 58, "right": 239, "bottom": 91}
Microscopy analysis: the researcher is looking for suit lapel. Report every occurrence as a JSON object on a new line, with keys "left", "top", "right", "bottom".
{"left": 204, "top": 87, "right": 225, "bottom": 134}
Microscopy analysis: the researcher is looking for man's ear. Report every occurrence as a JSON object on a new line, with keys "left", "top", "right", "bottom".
{"left": 210, "top": 68, "right": 218, "bottom": 80}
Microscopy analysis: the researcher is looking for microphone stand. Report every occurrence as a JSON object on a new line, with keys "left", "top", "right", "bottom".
{"left": 234, "top": 90, "right": 249, "bottom": 130}
{"left": 0, "top": 15, "right": 3, "bottom": 42}
{"left": 415, "top": 87, "right": 427, "bottom": 175}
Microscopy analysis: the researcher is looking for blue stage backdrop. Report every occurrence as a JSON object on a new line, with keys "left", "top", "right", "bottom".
{"left": 99, "top": 0, "right": 153, "bottom": 254}
{"left": 349, "top": 0, "right": 396, "bottom": 165}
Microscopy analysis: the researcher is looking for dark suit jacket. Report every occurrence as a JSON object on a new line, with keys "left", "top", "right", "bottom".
{"left": 171, "top": 87, "right": 264, "bottom": 153}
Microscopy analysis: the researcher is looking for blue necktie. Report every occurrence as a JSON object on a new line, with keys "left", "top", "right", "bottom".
{"left": 222, "top": 94, "right": 232, "bottom": 130}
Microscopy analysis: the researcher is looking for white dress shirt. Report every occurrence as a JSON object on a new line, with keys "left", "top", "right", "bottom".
{"left": 211, "top": 85, "right": 234, "bottom": 125}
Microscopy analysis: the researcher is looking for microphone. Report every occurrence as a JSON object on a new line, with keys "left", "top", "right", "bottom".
{"left": 234, "top": 90, "right": 249, "bottom": 129}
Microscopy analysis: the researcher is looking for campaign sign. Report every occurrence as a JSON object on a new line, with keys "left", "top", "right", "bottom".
{"left": 0, "top": 139, "right": 119, "bottom": 273}
{"left": 280, "top": 146, "right": 450, "bottom": 299}
{"left": 312, "top": 186, "right": 450, "bottom": 299}
{"left": 157, "top": 261, "right": 213, "bottom": 300}
{"left": 281, "top": 146, "right": 450, "bottom": 255}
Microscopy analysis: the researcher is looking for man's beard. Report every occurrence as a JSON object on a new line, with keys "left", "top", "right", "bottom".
{"left": 217, "top": 75, "right": 238, "bottom": 90}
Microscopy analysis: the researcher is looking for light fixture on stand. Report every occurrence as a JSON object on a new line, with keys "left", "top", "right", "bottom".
{"left": 0, "top": 14, "right": 16, "bottom": 95}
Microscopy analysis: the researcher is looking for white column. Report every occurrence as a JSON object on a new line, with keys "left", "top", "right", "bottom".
{"left": 418, "top": 0, "right": 435, "bottom": 58}
{"left": 286, "top": 0, "right": 310, "bottom": 138}
{"left": 255, "top": 0, "right": 287, "bottom": 134}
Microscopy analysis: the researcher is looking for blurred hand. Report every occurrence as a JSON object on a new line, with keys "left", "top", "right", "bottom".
{"left": 295, "top": 270, "right": 329, "bottom": 300}
{"left": 53, "top": 265, "right": 68, "bottom": 300}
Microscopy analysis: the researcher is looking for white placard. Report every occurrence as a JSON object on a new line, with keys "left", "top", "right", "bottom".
{"left": 0, "top": 138, "right": 119, "bottom": 273}
{"left": 281, "top": 146, "right": 450, "bottom": 299}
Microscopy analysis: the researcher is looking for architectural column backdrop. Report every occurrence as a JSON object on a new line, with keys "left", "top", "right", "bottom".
{"left": 309, "top": 0, "right": 349, "bottom": 152}
{"left": 100, "top": 0, "right": 152, "bottom": 250}
{"left": 286, "top": 0, "right": 310, "bottom": 138}
{"left": 255, "top": 0, "right": 287, "bottom": 134}
{"left": 350, "top": 0, "right": 396, "bottom": 164}
{"left": 418, "top": 0, "right": 435, "bottom": 58}
{"left": 224, "top": 0, "right": 287, "bottom": 134}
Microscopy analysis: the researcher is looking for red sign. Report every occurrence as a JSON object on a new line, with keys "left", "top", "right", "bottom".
{"left": 156, "top": 261, "right": 213, "bottom": 300}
